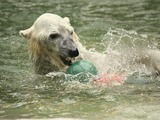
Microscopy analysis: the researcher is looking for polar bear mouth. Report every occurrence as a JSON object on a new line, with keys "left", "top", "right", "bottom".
{"left": 59, "top": 48, "right": 79, "bottom": 66}
{"left": 60, "top": 56, "right": 75, "bottom": 66}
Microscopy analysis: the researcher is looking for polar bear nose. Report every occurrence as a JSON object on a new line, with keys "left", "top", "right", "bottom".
{"left": 68, "top": 48, "right": 79, "bottom": 57}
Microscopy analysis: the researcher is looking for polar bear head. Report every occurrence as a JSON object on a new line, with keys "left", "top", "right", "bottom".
{"left": 19, "top": 13, "right": 80, "bottom": 74}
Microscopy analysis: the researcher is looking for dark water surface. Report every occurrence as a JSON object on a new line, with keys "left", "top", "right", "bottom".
{"left": 0, "top": 0, "right": 160, "bottom": 119}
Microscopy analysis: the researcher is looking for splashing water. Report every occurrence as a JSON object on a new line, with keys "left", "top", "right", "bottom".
{"left": 100, "top": 28, "right": 158, "bottom": 75}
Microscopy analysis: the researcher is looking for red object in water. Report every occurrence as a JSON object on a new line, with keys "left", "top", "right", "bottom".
{"left": 94, "top": 73, "right": 124, "bottom": 86}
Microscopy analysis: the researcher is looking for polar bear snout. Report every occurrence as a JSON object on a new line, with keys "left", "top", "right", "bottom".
{"left": 59, "top": 39, "right": 79, "bottom": 66}
{"left": 59, "top": 37, "right": 79, "bottom": 57}
{"left": 68, "top": 48, "right": 79, "bottom": 57}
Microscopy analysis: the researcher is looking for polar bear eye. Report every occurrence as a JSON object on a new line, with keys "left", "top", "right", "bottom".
{"left": 70, "top": 31, "right": 73, "bottom": 35}
{"left": 49, "top": 33, "right": 59, "bottom": 39}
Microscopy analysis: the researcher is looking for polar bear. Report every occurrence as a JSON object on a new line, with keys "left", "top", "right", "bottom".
{"left": 19, "top": 13, "right": 82, "bottom": 74}
{"left": 19, "top": 13, "right": 160, "bottom": 76}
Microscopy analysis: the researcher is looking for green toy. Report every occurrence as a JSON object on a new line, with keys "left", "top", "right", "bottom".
{"left": 66, "top": 60, "right": 97, "bottom": 75}
{"left": 65, "top": 60, "right": 97, "bottom": 83}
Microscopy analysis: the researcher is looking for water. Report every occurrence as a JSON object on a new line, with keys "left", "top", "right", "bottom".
{"left": 0, "top": 0, "right": 160, "bottom": 119}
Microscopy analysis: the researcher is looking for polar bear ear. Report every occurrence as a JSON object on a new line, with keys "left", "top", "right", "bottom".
{"left": 19, "top": 27, "right": 33, "bottom": 39}
{"left": 63, "top": 17, "right": 70, "bottom": 25}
